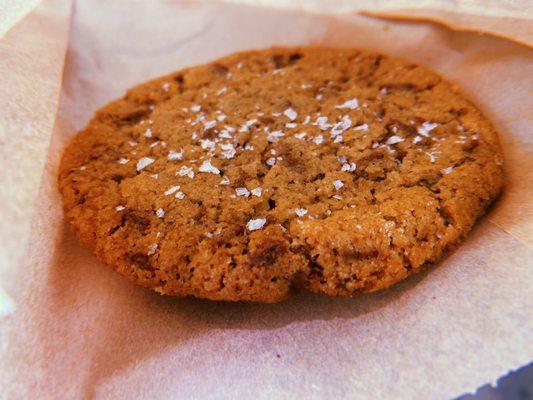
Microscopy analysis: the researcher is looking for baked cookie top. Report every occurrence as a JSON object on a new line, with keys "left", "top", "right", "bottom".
{"left": 58, "top": 47, "right": 503, "bottom": 302}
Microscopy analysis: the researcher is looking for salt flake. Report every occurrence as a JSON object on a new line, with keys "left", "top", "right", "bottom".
{"left": 268, "top": 130, "right": 284, "bottom": 142}
{"left": 164, "top": 185, "right": 180, "bottom": 196}
{"left": 284, "top": 108, "right": 298, "bottom": 121}
{"left": 168, "top": 150, "right": 183, "bottom": 161}
{"left": 333, "top": 180, "right": 344, "bottom": 190}
{"left": 442, "top": 166, "right": 454, "bottom": 174}
{"left": 312, "top": 135, "right": 324, "bottom": 145}
{"left": 199, "top": 160, "right": 220, "bottom": 174}
{"left": 136, "top": 157, "right": 154, "bottom": 171}
{"left": 247, "top": 218, "right": 266, "bottom": 231}
{"left": 178, "top": 166, "right": 195, "bottom": 178}
{"left": 354, "top": 124, "right": 369, "bottom": 131}
{"left": 200, "top": 139, "right": 216, "bottom": 150}
{"left": 295, "top": 208, "right": 308, "bottom": 217}
{"left": 147, "top": 243, "right": 158, "bottom": 256}
{"left": 386, "top": 135, "right": 404, "bottom": 145}
{"left": 236, "top": 187, "right": 250, "bottom": 197}
{"left": 418, "top": 121, "right": 439, "bottom": 137}
{"left": 342, "top": 162, "right": 357, "bottom": 172}
{"left": 266, "top": 157, "right": 277, "bottom": 166}
{"left": 336, "top": 98, "right": 359, "bottom": 110}
{"left": 220, "top": 143, "right": 236, "bottom": 159}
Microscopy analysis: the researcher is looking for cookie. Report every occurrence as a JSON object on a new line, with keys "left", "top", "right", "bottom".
{"left": 58, "top": 47, "right": 503, "bottom": 302}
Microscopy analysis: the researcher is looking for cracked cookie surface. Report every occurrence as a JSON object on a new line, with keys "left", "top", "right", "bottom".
{"left": 58, "top": 47, "right": 503, "bottom": 302}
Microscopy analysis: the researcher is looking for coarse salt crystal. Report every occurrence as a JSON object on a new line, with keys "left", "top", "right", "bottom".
{"left": 168, "top": 150, "right": 183, "bottom": 161}
{"left": 156, "top": 208, "right": 165, "bottom": 218}
{"left": 203, "top": 120, "right": 217, "bottom": 130}
{"left": 147, "top": 243, "right": 158, "bottom": 256}
{"left": 219, "top": 130, "right": 232, "bottom": 139}
{"left": 342, "top": 162, "right": 357, "bottom": 172}
{"left": 220, "top": 176, "right": 230, "bottom": 185}
{"left": 294, "top": 132, "right": 306, "bottom": 140}
{"left": 115, "top": 205, "right": 125, "bottom": 211}
{"left": 418, "top": 121, "right": 439, "bottom": 136}
{"left": 315, "top": 116, "right": 330, "bottom": 131}
{"left": 136, "top": 157, "right": 154, "bottom": 171}
{"left": 178, "top": 166, "right": 195, "bottom": 178}
{"left": 144, "top": 128, "right": 152, "bottom": 138}
{"left": 386, "top": 135, "right": 404, "bottom": 145}
{"left": 164, "top": 185, "right": 180, "bottom": 196}
{"left": 442, "top": 166, "right": 454, "bottom": 174}
{"left": 336, "top": 98, "right": 359, "bottom": 110}
{"left": 175, "top": 191, "right": 185, "bottom": 199}
{"left": 239, "top": 119, "right": 257, "bottom": 133}
{"left": 191, "top": 104, "right": 201, "bottom": 112}
{"left": 200, "top": 139, "right": 216, "bottom": 150}
{"left": 236, "top": 187, "right": 250, "bottom": 197}
{"left": 268, "top": 130, "right": 284, "bottom": 142}
{"left": 295, "top": 208, "right": 308, "bottom": 217}
{"left": 247, "top": 218, "right": 266, "bottom": 231}
{"left": 220, "top": 143, "right": 236, "bottom": 159}
{"left": 266, "top": 157, "right": 277, "bottom": 166}
{"left": 333, "top": 180, "right": 344, "bottom": 190}
{"left": 284, "top": 108, "right": 298, "bottom": 121}
{"left": 312, "top": 135, "right": 324, "bottom": 145}
{"left": 251, "top": 187, "right": 262, "bottom": 197}
{"left": 118, "top": 158, "right": 129, "bottom": 164}
{"left": 354, "top": 124, "right": 369, "bottom": 131}
{"left": 199, "top": 160, "right": 220, "bottom": 174}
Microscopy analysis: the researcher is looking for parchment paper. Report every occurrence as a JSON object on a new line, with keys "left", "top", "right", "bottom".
{"left": 1, "top": 1, "right": 532, "bottom": 399}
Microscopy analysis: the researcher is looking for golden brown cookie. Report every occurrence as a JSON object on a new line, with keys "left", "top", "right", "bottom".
{"left": 58, "top": 47, "right": 503, "bottom": 302}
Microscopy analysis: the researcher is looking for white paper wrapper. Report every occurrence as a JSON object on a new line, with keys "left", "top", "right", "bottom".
{"left": 0, "top": 1, "right": 532, "bottom": 399}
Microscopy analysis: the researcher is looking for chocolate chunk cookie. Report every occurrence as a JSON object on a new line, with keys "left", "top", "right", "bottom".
{"left": 58, "top": 47, "right": 503, "bottom": 302}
